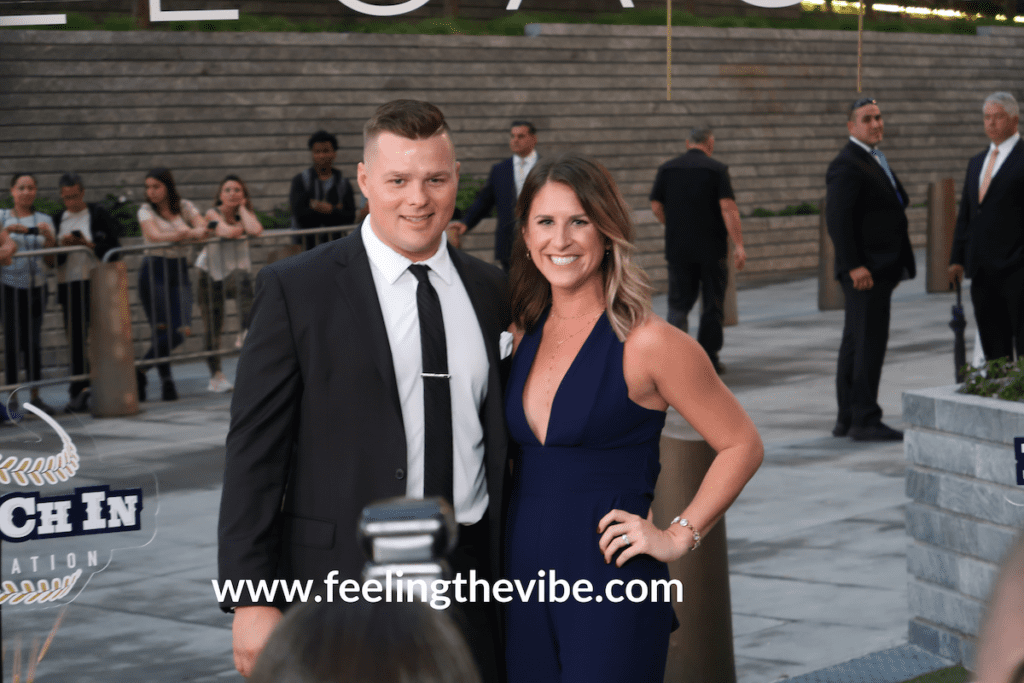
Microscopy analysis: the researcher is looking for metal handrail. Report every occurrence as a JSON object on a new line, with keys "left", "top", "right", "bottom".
{"left": 101, "top": 225, "right": 353, "bottom": 263}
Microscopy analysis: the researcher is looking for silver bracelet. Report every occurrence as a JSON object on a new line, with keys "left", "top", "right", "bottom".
{"left": 670, "top": 516, "right": 701, "bottom": 550}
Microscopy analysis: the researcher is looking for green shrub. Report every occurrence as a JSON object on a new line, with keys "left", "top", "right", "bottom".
{"left": 777, "top": 202, "right": 819, "bottom": 216}
{"left": 961, "top": 357, "right": 1024, "bottom": 402}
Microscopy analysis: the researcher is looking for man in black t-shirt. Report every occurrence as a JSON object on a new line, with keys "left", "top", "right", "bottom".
{"left": 290, "top": 130, "right": 356, "bottom": 251}
{"left": 650, "top": 126, "right": 746, "bottom": 373}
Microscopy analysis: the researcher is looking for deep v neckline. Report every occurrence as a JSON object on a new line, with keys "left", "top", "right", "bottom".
{"left": 520, "top": 310, "right": 605, "bottom": 447}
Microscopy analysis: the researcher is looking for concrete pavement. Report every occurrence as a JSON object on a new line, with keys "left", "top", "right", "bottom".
{"left": 0, "top": 251, "right": 972, "bottom": 681}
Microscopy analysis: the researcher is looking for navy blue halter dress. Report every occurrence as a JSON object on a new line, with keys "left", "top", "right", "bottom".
{"left": 505, "top": 311, "right": 677, "bottom": 683}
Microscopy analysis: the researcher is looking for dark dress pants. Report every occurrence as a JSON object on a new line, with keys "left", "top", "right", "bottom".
{"left": 667, "top": 258, "right": 727, "bottom": 362}
{"left": 448, "top": 512, "right": 504, "bottom": 683}
{"left": 971, "top": 266, "right": 1024, "bottom": 362}
{"left": 58, "top": 280, "right": 91, "bottom": 398}
{"left": 836, "top": 274, "right": 898, "bottom": 429}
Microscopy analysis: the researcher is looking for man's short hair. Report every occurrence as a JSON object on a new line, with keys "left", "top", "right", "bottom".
{"left": 983, "top": 91, "right": 1019, "bottom": 119}
{"left": 849, "top": 96, "right": 877, "bottom": 121}
{"left": 308, "top": 130, "right": 338, "bottom": 151}
{"left": 511, "top": 120, "right": 536, "bottom": 135}
{"left": 688, "top": 127, "right": 713, "bottom": 145}
{"left": 58, "top": 172, "right": 84, "bottom": 189}
{"left": 363, "top": 100, "right": 450, "bottom": 149}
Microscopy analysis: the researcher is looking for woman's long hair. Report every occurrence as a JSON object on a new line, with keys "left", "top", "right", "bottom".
{"left": 145, "top": 167, "right": 181, "bottom": 216}
{"left": 510, "top": 152, "right": 652, "bottom": 342}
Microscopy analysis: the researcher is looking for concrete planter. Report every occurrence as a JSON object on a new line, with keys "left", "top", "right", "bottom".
{"left": 903, "top": 386, "right": 1024, "bottom": 669}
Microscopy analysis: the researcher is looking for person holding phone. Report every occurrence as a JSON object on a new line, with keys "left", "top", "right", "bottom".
{"left": 136, "top": 168, "right": 208, "bottom": 402}
{"left": 1, "top": 172, "right": 58, "bottom": 416}
{"left": 196, "top": 175, "right": 262, "bottom": 393}
{"left": 51, "top": 172, "right": 121, "bottom": 412}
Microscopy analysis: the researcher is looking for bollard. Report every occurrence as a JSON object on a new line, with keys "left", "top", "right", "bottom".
{"left": 818, "top": 197, "right": 844, "bottom": 311}
{"left": 926, "top": 178, "right": 956, "bottom": 293}
{"left": 653, "top": 426, "right": 737, "bottom": 683}
{"left": 90, "top": 261, "right": 139, "bottom": 417}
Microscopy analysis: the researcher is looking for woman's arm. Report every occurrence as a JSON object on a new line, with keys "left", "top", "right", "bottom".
{"left": 138, "top": 205, "right": 190, "bottom": 243}
{"left": 599, "top": 316, "right": 763, "bottom": 566}
{"left": 207, "top": 209, "right": 242, "bottom": 239}
{"left": 182, "top": 200, "right": 210, "bottom": 241}
{"left": 237, "top": 205, "right": 264, "bottom": 237}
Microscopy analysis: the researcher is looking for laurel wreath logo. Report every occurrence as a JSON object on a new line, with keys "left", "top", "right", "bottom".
{"left": 0, "top": 403, "right": 79, "bottom": 487}
{"left": 0, "top": 569, "right": 82, "bottom": 605}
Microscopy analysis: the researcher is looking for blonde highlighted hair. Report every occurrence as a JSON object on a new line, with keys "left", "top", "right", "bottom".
{"left": 510, "top": 153, "right": 652, "bottom": 341}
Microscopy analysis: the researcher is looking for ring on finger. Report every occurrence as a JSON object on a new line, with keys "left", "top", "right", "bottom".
{"left": 620, "top": 534, "right": 631, "bottom": 547}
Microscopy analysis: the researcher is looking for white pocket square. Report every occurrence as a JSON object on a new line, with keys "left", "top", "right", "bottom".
{"left": 500, "top": 331, "right": 514, "bottom": 360}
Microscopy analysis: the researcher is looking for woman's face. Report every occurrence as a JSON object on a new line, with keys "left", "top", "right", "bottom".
{"left": 145, "top": 177, "right": 168, "bottom": 206}
{"left": 11, "top": 175, "right": 37, "bottom": 211}
{"left": 522, "top": 181, "right": 607, "bottom": 294}
{"left": 219, "top": 180, "right": 245, "bottom": 208}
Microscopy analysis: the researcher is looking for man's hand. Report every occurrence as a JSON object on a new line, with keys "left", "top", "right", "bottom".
{"left": 948, "top": 264, "right": 964, "bottom": 286}
{"left": 310, "top": 199, "right": 333, "bottom": 214}
{"left": 849, "top": 266, "right": 873, "bottom": 290}
{"left": 232, "top": 605, "right": 282, "bottom": 677}
{"left": 733, "top": 244, "right": 747, "bottom": 271}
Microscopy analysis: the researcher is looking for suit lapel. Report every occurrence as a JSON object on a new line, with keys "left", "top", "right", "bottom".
{"left": 449, "top": 245, "right": 500, "bottom": 368}
{"left": 982, "top": 139, "right": 1024, "bottom": 203}
{"left": 848, "top": 142, "right": 902, "bottom": 205}
{"left": 333, "top": 227, "right": 403, "bottom": 416}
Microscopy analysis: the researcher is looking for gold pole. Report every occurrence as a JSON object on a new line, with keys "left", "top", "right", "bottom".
{"left": 667, "top": 0, "right": 672, "bottom": 101}
{"left": 856, "top": 2, "right": 864, "bottom": 92}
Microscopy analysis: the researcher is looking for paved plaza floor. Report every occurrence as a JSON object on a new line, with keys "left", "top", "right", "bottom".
{"left": 0, "top": 253, "right": 975, "bottom": 681}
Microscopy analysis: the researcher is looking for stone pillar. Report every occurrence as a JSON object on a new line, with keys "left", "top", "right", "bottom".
{"left": 926, "top": 178, "right": 956, "bottom": 293}
{"left": 818, "top": 197, "right": 844, "bottom": 311}
{"left": 654, "top": 426, "right": 737, "bottom": 683}
{"left": 90, "top": 261, "right": 139, "bottom": 417}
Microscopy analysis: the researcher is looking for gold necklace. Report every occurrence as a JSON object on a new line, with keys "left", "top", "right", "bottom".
{"left": 552, "top": 310, "right": 604, "bottom": 346}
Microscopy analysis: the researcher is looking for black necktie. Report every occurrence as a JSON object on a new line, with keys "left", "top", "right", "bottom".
{"left": 408, "top": 265, "right": 453, "bottom": 505}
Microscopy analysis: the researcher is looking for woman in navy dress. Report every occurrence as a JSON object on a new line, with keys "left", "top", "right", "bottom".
{"left": 505, "top": 154, "right": 763, "bottom": 683}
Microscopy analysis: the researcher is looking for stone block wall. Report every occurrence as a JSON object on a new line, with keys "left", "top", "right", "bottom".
{"left": 903, "top": 386, "right": 1024, "bottom": 669}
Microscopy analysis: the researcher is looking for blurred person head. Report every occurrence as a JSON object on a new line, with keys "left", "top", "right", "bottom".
{"left": 983, "top": 92, "right": 1019, "bottom": 146}
{"left": 308, "top": 130, "right": 338, "bottom": 175}
{"left": 686, "top": 126, "right": 715, "bottom": 154}
{"left": 847, "top": 97, "right": 884, "bottom": 147}
{"left": 214, "top": 174, "right": 254, "bottom": 213}
{"left": 509, "top": 121, "right": 537, "bottom": 158}
{"left": 9, "top": 173, "right": 38, "bottom": 214}
{"left": 58, "top": 172, "right": 87, "bottom": 213}
{"left": 248, "top": 600, "right": 481, "bottom": 683}
{"left": 510, "top": 152, "right": 651, "bottom": 342}
{"left": 358, "top": 100, "right": 458, "bottom": 262}
{"left": 144, "top": 168, "right": 181, "bottom": 215}
{"left": 975, "top": 528, "right": 1024, "bottom": 683}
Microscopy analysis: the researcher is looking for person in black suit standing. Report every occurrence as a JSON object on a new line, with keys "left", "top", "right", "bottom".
{"left": 826, "top": 97, "right": 916, "bottom": 442}
{"left": 649, "top": 126, "right": 747, "bottom": 374}
{"left": 948, "top": 91, "right": 1024, "bottom": 362}
{"left": 448, "top": 121, "right": 538, "bottom": 271}
{"left": 219, "top": 100, "right": 511, "bottom": 679}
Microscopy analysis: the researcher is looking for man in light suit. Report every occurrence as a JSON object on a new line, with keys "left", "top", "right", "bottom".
{"left": 949, "top": 91, "right": 1024, "bottom": 362}
{"left": 218, "top": 100, "right": 510, "bottom": 678}
{"left": 448, "top": 121, "right": 538, "bottom": 271}
{"left": 826, "top": 97, "right": 916, "bottom": 442}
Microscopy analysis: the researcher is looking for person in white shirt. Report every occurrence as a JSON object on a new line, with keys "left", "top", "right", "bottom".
{"left": 196, "top": 175, "right": 263, "bottom": 393}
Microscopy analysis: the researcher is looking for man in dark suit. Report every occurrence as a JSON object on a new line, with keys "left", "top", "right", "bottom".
{"left": 826, "top": 97, "right": 916, "bottom": 442}
{"left": 649, "top": 126, "right": 747, "bottom": 374}
{"left": 448, "top": 121, "right": 538, "bottom": 271}
{"left": 219, "top": 100, "right": 510, "bottom": 678}
{"left": 949, "top": 91, "right": 1024, "bottom": 362}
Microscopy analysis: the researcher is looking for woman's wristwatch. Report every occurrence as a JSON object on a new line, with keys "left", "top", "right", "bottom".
{"left": 670, "top": 517, "right": 701, "bottom": 551}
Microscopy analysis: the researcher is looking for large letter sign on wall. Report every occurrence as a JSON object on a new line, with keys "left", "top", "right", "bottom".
{"left": 740, "top": 0, "right": 801, "bottom": 6}
{"left": 338, "top": 0, "right": 431, "bottom": 16}
{"left": 507, "top": 0, "right": 633, "bottom": 7}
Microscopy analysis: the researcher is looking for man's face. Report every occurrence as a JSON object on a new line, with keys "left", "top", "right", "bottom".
{"left": 60, "top": 184, "right": 87, "bottom": 213}
{"left": 509, "top": 125, "right": 537, "bottom": 158}
{"left": 847, "top": 104, "right": 884, "bottom": 147}
{"left": 983, "top": 102, "right": 1018, "bottom": 146}
{"left": 311, "top": 141, "right": 336, "bottom": 173}
{"left": 358, "top": 131, "right": 459, "bottom": 262}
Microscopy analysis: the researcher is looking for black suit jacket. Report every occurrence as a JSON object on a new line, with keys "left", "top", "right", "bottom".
{"left": 826, "top": 141, "right": 916, "bottom": 281}
{"left": 50, "top": 202, "right": 121, "bottom": 264}
{"left": 950, "top": 138, "right": 1024, "bottom": 277}
{"left": 462, "top": 157, "right": 520, "bottom": 264}
{"left": 218, "top": 227, "right": 511, "bottom": 610}
{"left": 289, "top": 167, "right": 356, "bottom": 229}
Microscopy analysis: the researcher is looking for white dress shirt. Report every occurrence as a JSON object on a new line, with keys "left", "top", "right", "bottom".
{"left": 361, "top": 217, "right": 490, "bottom": 524}
{"left": 978, "top": 132, "right": 1020, "bottom": 192}
{"left": 56, "top": 208, "right": 93, "bottom": 283}
{"left": 514, "top": 150, "right": 538, "bottom": 198}
{"left": 849, "top": 136, "right": 881, "bottom": 160}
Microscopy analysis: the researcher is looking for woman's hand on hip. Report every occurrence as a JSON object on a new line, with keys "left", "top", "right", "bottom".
{"left": 597, "top": 508, "right": 690, "bottom": 567}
